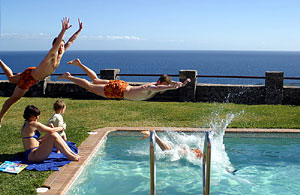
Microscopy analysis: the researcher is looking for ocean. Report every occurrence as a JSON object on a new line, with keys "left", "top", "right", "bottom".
{"left": 1, "top": 50, "right": 300, "bottom": 85}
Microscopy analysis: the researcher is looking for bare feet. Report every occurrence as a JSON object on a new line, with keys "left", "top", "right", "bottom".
{"left": 58, "top": 72, "right": 71, "bottom": 80}
{"left": 67, "top": 58, "right": 82, "bottom": 66}
{"left": 73, "top": 155, "right": 81, "bottom": 161}
{"left": 67, "top": 154, "right": 81, "bottom": 161}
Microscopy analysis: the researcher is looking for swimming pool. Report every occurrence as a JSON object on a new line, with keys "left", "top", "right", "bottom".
{"left": 66, "top": 131, "right": 300, "bottom": 195}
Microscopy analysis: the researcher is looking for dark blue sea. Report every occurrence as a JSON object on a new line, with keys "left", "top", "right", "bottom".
{"left": 1, "top": 50, "right": 300, "bottom": 85}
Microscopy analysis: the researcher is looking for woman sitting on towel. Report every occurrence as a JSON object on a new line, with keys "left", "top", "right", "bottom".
{"left": 21, "top": 105, "right": 80, "bottom": 162}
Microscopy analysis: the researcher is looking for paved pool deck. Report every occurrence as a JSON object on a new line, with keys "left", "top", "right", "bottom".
{"left": 39, "top": 127, "right": 300, "bottom": 195}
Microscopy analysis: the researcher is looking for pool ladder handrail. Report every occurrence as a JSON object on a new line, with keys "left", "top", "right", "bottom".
{"left": 150, "top": 131, "right": 211, "bottom": 195}
{"left": 150, "top": 131, "right": 156, "bottom": 195}
{"left": 203, "top": 131, "right": 211, "bottom": 195}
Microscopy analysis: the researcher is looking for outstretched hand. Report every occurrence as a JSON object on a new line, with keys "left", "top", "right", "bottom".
{"left": 182, "top": 78, "right": 191, "bottom": 86}
{"left": 140, "top": 131, "right": 151, "bottom": 140}
{"left": 61, "top": 17, "right": 72, "bottom": 30}
{"left": 78, "top": 18, "right": 83, "bottom": 30}
{"left": 171, "top": 78, "right": 191, "bottom": 88}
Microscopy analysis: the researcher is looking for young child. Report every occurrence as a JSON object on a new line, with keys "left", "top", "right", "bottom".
{"left": 48, "top": 100, "right": 67, "bottom": 142}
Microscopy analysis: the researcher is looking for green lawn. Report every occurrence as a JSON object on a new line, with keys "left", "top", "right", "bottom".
{"left": 0, "top": 97, "right": 300, "bottom": 194}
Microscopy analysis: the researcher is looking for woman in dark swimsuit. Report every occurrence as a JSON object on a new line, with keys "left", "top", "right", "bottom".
{"left": 21, "top": 105, "right": 80, "bottom": 162}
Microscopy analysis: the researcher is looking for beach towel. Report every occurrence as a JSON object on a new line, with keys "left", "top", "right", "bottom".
{"left": 12, "top": 141, "right": 78, "bottom": 171}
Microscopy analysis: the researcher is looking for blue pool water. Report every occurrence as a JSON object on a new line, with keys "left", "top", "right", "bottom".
{"left": 66, "top": 133, "right": 300, "bottom": 195}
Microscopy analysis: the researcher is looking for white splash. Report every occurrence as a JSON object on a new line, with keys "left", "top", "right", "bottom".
{"left": 154, "top": 112, "right": 239, "bottom": 175}
{"left": 128, "top": 111, "right": 244, "bottom": 178}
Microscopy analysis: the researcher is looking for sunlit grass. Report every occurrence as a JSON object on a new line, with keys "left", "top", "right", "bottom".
{"left": 1, "top": 97, "right": 300, "bottom": 194}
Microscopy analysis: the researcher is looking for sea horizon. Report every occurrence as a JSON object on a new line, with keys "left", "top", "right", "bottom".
{"left": 1, "top": 50, "right": 300, "bottom": 85}
{"left": 1, "top": 49, "right": 300, "bottom": 52}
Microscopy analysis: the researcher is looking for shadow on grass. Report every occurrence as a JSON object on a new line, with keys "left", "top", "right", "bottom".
{"left": 0, "top": 152, "right": 25, "bottom": 163}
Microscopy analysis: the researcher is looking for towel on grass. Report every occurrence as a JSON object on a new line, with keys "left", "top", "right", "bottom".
{"left": 12, "top": 141, "right": 78, "bottom": 171}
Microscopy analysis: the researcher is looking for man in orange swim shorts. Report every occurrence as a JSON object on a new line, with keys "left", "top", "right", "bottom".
{"left": 0, "top": 17, "right": 83, "bottom": 127}
{"left": 104, "top": 80, "right": 129, "bottom": 99}
{"left": 59, "top": 58, "right": 191, "bottom": 101}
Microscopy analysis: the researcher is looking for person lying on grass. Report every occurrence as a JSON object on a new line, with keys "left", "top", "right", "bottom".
{"left": 21, "top": 105, "right": 80, "bottom": 162}
{"left": 58, "top": 58, "right": 191, "bottom": 101}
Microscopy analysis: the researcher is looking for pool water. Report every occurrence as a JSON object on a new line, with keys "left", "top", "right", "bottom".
{"left": 67, "top": 133, "right": 300, "bottom": 195}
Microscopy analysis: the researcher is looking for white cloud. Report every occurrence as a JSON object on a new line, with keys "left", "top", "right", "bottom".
{"left": 1, "top": 33, "right": 51, "bottom": 40}
{"left": 0, "top": 33, "right": 143, "bottom": 41}
{"left": 80, "top": 35, "right": 143, "bottom": 41}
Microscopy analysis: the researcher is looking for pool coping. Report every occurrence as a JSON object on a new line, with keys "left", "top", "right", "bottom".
{"left": 40, "top": 127, "right": 300, "bottom": 194}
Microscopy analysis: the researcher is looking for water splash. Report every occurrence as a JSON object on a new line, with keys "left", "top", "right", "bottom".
{"left": 208, "top": 111, "right": 236, "bottom": 172}
{"left": 153, "top": 111, "right": 240, "bottom": 176}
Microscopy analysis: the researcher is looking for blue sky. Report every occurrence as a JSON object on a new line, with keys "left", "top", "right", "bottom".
{"left": 0, "top": 0, "right": 300, "bottom": 51}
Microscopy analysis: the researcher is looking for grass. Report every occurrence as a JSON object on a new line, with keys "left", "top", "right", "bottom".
{"left": 1, "top": 97, "right": 300, "bottom": 194}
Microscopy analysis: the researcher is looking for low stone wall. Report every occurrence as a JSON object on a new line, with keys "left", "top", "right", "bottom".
{"left": 283, "top": 86, "right": 300, "bottom": 105}
{"left": 196, "top": 84, "right": 266, "bottom": 104}
{"left": 1, "top": 70, "right": 300, "bottom": 104}
{"left": 1, "top": 79, "right": 300, "bottom": 105}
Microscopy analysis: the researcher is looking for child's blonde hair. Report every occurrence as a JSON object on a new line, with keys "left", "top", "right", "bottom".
{"left": 53, "top": 100, "right": 65, "bottom": 111}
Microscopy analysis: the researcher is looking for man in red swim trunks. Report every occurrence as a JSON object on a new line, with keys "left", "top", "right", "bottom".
{"left": 17, "top": 67, "right": 39, "bottom": 90}
{"left": 0, "top": 18, "right": 83, "bottom": 127}
{"left": 104, "top": 80, "right": 130, "bottom": 99}
{"left": 58, "top": 58, "right": 191, "bottom": 100}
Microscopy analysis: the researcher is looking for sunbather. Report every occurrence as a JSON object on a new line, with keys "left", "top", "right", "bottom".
{"left": 21, "top": 105, "right": 80, "bottom": 162}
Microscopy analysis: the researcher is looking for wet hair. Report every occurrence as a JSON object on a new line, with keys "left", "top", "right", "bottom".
{"left": 23, "top": 105, "right": 40, "bottom": 121}
{"left": 157, "top": 75, "right": 172, "bottom": 85}
{"left": 53, "top": 100, "right": 66, "bottom": 111}
{"left": 52, "top": 37, "right": 65, "bottom": 46}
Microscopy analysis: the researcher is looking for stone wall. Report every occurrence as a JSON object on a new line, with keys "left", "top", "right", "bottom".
{"left": 1, "top": 71, "right": 300, "bottom": 105}
{"left": 196, "top": 84, "right": 266, "bottom": 104}
{"left": 283, "top": 86, "right": 300, "bottom": 105}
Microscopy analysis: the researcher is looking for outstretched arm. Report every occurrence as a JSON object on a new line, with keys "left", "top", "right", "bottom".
{"left": 49, "top": 17, "right": 72, "bottom": 54}
{"left": 143, "top": 82, "right": 157, "bottom": 86}
{"left": 143, "top": 78, "right": 191, "bottom": 92}
{"left": 171, "top": 78, "right": 191, "bottom": 88}
{"left": 64, "top": 18, "right": 83, "bottom": 50}
{"left": 35, "top": 121, "right": 66, "bottom": 134}
{"left": 140, "top": 131, "right": 172, "bottom": 151}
